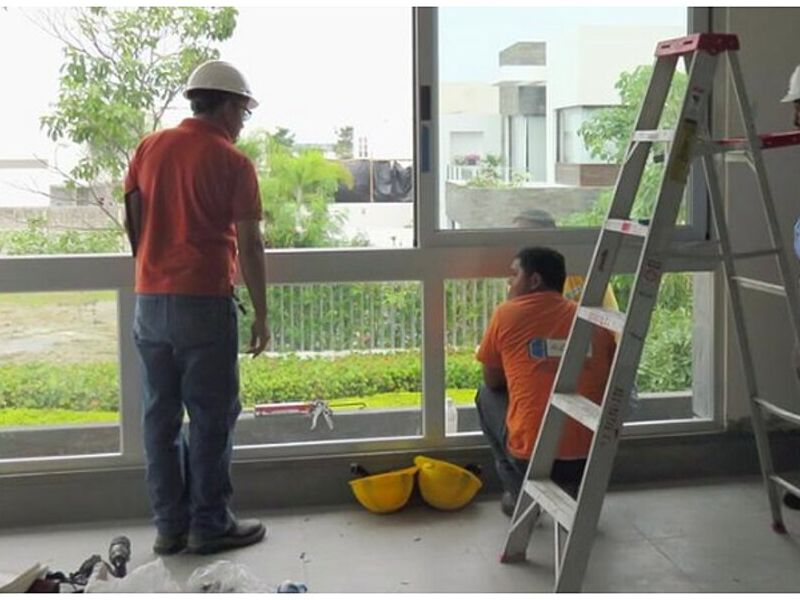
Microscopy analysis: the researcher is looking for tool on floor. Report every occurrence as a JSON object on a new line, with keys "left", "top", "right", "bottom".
{"left": 500, "top": 32, "right": 800, "bottom": 592}
{"left": 41, "top": 534, "right": 132, "bottom": 592}
{"left": 108, "top": 535, "right": 131, "bottom": 578}
{"left": 253, "top": 399, "right": 366, "bottom": 430}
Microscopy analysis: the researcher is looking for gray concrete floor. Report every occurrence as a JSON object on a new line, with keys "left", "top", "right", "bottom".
{"left": 2, "top": 475, "right": 800, "bottom": 593}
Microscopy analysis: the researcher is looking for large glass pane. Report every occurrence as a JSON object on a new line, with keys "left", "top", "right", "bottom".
{"left": 234, "top": 282, "right": 422, "bottom": 446}
{"left": 444, "top": 272, "right": 696, "bottom": 434}
{"left": 0, "top": 291, "right": 120, "bottom": 459}
{"left": 444, "top": 278, "right": 507, "bottom": 436}
{"left": 0, "top": 7, "right": 413, "bottom": 254}
{"left": 437, "top": 7, "right": 689, "bottom": 231}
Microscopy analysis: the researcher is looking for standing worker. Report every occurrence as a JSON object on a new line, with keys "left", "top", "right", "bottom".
{"left": 781, "top": 64, "right": 800, "bottom": 510}
{"left": 124, "top": 60, "right": 270, "bottom": 554}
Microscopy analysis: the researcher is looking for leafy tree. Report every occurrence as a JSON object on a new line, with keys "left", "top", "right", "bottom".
{"left": 238, "top": 129, "right": 355, "bottom": 248}
{"left": 272, "top": 127, "right": 296, "bottom": 151}
{"left": 333, "top": 125, "right": 354, "bottom": 159}
{"left": 563, "top": 64, "right": 688, "bottom": 227}
{"left": 0, "top": 217, "right": 123, "bottom": 256}
{"left": 38, "top": 7, "right": 238, "bottom": 216}
{"left": 466, "top": 154, "right": 529, "bottom": 188}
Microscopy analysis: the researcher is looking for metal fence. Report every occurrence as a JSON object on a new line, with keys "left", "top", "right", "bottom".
{"left": 255, "top": 279, "right": 508, "bottom": 353}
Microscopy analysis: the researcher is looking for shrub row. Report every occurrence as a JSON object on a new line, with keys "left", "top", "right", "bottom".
{"left": 0, "top": 351, "right": 483, "bottom": 411}
{"left": 0, "top": 316, "right": 693, "bottom": 412}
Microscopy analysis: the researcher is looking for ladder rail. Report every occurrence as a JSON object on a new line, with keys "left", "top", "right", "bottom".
{"left": 701, "top": 151, "right": 784, "bottom": 527}
{"left": 552, "top": 49, "right": 719, "bottom": 580}
{"left": 578, "top": 54, "right": 681, "bottom": 312}
{"left": 727, "top": 52, "right": 800, "bottom": 346}
{"left": 545, "top": 56, "right": 684, "bottom": 447}
{"left": 501, "top": 33, "right": 800, "bottom": 593}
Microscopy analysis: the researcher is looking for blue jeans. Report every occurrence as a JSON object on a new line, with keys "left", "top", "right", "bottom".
{"left": 475, "top": 384, "right": 586, "bottom": 499}
{"left": 133, "top": 294, "right": 241, "bottom": 538}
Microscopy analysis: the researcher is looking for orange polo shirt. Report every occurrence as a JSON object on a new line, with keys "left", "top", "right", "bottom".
{"left": 476, "top": 290, "right": 616, "bottom": 461}
{"left": 124, "top": 118, "right": 262, "bottom": 296}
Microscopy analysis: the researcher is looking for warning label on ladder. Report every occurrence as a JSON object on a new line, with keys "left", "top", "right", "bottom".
{"left": 668, "top": 119, "right": 698, "bottom": 183}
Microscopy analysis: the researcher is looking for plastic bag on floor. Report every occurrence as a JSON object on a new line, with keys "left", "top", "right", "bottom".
{"left": 186, "top": 560, "right": 272, "bottom": 593}
{"left": 85, "top": 558, "right": 182, "bottom": 593}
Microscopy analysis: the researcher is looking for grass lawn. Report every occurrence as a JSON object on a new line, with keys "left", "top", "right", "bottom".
{"left": 0, "top": 389, "right": 479, "bottom": 427}
{"left": 0, "top": 290, "right": 116, "bottom": 307}
{"left": 327, "top": 388, "right": 476, "bottom": 409}
{"left": 0, "top": 408, "right": 118, "bottom": 427}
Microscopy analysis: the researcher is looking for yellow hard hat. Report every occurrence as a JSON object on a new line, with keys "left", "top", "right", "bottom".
{"left": 414, "top": 455, "right": 482, "bottom": 511}
{"left": 349, "top": 466, "right": 418, "bottom": 514}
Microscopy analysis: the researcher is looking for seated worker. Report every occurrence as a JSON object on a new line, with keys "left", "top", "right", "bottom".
{"left": 513, "top": 208, "right": 619, "bottom": 313}
{"left": 475, "top": 246, "right": 616, "bottom": 516}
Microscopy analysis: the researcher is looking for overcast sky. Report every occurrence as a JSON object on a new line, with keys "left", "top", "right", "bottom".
{"left": 0, "top": 5, "right": 684, "bottom": 205}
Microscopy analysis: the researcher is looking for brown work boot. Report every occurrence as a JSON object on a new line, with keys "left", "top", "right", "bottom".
{"left": 153, "top": 532, "right": 188, "bottom": 556}
{"left": 187, "top": 519, "right": 266, "bottom": 555}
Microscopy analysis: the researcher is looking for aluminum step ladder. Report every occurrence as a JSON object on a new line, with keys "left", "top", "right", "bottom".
{"left": 500, "top": 32, "right": 800, "bottom": 592}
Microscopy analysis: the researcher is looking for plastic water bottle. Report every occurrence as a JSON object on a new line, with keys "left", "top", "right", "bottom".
{"left": 445, "top": 397, "right": 458, "bottom": 434}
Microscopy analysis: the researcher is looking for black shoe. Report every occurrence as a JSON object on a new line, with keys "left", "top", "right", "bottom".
{"left": 501, "top": 491, "right": 517, "bottom": 517}
{"left": 153, "top": 532, "right": 188, "bottom": 556}
{"left": 783, "top": 492, "right": 800, "bottom": 510}
{"left": 187, "top": 519, "right": 266, "bottom": 555}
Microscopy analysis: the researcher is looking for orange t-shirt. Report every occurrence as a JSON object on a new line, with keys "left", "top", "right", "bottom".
{"left": 476, "top": 290, "right": 616, "bottom": 461}
{"left": 124, "top": 118, "right": 262, "bottom": 296}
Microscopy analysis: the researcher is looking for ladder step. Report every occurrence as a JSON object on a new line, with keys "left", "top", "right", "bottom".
{"left": 551, "top": 393, "right": 601, "bottom": 432}
{"left": 632, "top": 129, "right": 674, "bottom": 143}
{"left": 732, "top": 277, "right": 786, "bottom": 297}
{"left": 577, "top": 306, "right": 626, "bottom": 334}
{"left": 605, "top": 219, "right": 649, "bottom": 238}
{"left": 754, "top": 397, "right": 800, "bottom": 427}
{"left": 731, "top": 248, "right": 782, "bottom": 261}
{"left": 770, "top": 472, "right": 800, "bottom": 498}
{"left": 524, "top": 479, "right": 576, "bottom": 530}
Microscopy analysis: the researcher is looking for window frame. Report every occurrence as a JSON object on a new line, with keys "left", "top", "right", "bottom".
{"left": 416, "top": 7, "right": 711, "bottom": 248}
{"left": 0, "top": 7, "right": 721, "bottom": 477}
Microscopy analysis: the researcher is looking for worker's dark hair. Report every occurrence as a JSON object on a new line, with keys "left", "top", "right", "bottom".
{"left": 187, "top": 88, "right": 243, "bottom": 115}
{"left": 515, "top": 246, "right": 566, "bottom": 292}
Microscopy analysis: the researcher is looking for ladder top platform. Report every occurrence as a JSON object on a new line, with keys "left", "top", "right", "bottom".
{"left": 717, "top": 131, "right": 800, "bottom": 150}
{"left": 656, "top": 33, "right": 739, "bottom": 57}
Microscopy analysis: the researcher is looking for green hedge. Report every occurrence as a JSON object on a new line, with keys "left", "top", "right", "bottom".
{"left": 0, "top": 351, "right": 482, "bottom": 412}
{"left": 0, "top": 362, "right": 119, "bottom": 411}
{"left": 0, "top": 329, "right": 692, "bottom": 414}
{"left": 240, "top": 350, "right": 479, "bottom": 403}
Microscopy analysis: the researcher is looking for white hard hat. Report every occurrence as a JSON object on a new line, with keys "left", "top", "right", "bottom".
{"left": 781, "top": 65, "right": 800, "bottom": 103}
{"left": 184, "top": 60, "right": 258, "bottom": 109}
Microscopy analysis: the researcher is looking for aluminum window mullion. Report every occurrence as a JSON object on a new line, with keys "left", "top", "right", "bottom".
{"left": 414, "top": 7, "right": 437, "bottom": 248}
{"left": 117, "top": 288, "right": 144, "bottom": 461}
{"left": 422, "top": 277, "right": 445, "bottom": 441}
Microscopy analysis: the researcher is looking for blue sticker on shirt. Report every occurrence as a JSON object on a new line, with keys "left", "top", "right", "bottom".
{"left": 527, "top": 337, "right": 590, "bottom": 359}
{"left": 528, "top": 338, "right": 548, "bottom": 358}
{"left": 794, "top": 216, "right": 800, "bottom": 261}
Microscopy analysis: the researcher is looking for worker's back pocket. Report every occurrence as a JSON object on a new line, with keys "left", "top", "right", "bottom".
{"left": 171, "top": 295, "right": 235, "bottom": 350}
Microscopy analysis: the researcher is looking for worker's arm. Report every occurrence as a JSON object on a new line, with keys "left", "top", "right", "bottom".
{"left": 482, "top": 363, "right": 507, "bottom": 390}
{"left": 236, "top": 219, "right": 270, "bottom": 356}
{"left": 123, "top": 188, "right": 142, "bottom": 257}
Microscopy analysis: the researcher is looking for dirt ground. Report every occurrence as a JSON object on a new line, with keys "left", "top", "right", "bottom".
{"left": 0, "top": 291, "right": 119, "bottom": 364}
